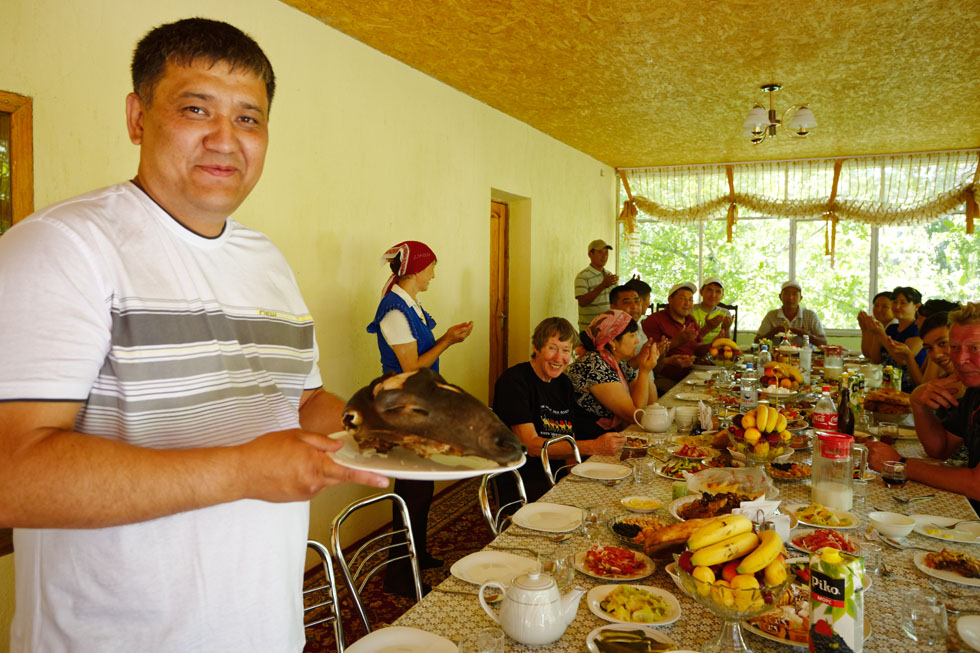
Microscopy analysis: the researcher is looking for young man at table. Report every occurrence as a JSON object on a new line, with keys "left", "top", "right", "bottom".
{"left": 610, "top": 285, "right": 657, "bottom": 404}
{"left": 867, "top": 302, "right": 980, "bottom": 514}
{"left": 0, "top": 19, "right": 388, "bottom": 652}
{"left": 641, "top": 281, "right": 714, "bottom": 393}
{"left": 755, "top": 280, "right": 828, "bottom": 346}
{"left": 692, "top": 277, "right": 733, "bottom": 343}
{"left": 575, "top": 239, "right": 618, "bottom": 330}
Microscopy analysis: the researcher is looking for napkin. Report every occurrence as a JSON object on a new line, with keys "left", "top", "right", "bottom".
{"left": 733, "top": 499, "right": 791, "bottom": 541}
{"left": 697, "top": 400, "right": 713, "bottom": 431}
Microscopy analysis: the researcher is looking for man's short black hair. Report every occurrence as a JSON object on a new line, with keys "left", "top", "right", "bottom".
{"left": 873, "top": 291, "right": 893, "bottom": 303}
{"left": 609, "top": 285, "right": 637, "bottom": 306}
{"left": 624, "top": 278, "right": 651, "bottom": 299}
{"left": 919, "top": 298, "right": 960, "bottom": 319}
{"left": 920, "top": 311, "right": 951, "bottom": 338}
{"left": 132, "top": 18, "right": 275, "bottom": 109}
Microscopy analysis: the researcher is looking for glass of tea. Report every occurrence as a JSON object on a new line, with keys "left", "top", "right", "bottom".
{"left": 882, "top": 460, "right": 907, "bottom": 488}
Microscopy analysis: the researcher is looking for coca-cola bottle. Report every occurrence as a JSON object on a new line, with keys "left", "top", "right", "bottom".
{"left": 812, "top": 386, "right": 838, "bottom": 431}
{"left": 837, "top": 385, "right": 854, "bottom": 435}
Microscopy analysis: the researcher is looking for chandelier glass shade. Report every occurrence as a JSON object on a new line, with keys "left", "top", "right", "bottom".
{"left": 742, "top": 84, "right": 816, "bottom": 144}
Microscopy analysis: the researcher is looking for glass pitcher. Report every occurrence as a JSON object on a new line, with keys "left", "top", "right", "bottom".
{"left": 811, "top": 432, "right": 868, "bottom": 511}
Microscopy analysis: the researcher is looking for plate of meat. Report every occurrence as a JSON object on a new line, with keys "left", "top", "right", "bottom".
{"left": 915, "top": 549, "right": 980, "bottom": 587}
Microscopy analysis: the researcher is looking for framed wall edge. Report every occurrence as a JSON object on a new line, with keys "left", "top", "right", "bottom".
{"left": 0, "top": 89, "right": 35, "bottom": 224}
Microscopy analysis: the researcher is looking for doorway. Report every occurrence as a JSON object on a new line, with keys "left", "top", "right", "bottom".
{"left": 489, "top": 201, "right": 509, "bottom": 402}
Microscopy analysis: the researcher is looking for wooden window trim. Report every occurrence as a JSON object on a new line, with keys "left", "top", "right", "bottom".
{"left": 0, "top": 89, "right": 34, "bottom": 226}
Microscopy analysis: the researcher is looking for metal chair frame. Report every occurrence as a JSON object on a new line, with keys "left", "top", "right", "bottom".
{"left": 541, "top": 434, "right": 582, "bottom": 487}
{"left": 478, "top": 469, "right": 528, "bottom": 535}
{"left": 330, "top": 493, "right": 422, "bottom": 633}
{"left": 303, "top": 539, "right": 346, "bottom": 651}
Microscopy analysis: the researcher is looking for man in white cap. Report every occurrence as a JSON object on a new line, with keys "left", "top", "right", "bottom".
{"left": 575, "top": 239, "right": 618, "bottom": 330}
{"left": 692, "top": 277, "right": 733, "bottom": 343}
{"left": 642, "top": 281, "right": 709, "bottom": 392}
{"left": 756, "top": 280, "right": 827, "bottom": 346}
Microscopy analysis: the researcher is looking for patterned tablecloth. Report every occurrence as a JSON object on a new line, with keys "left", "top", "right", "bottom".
{"left": 393, "top": 373, "right": 980, "bottom": 651}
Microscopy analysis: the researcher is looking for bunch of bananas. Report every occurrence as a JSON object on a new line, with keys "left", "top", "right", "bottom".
{"left": 678, "top": 515, "right": 788, "bottom": 612}
{"left": 708, "top": 337, "right": 740, "bottom": 361}
{"left": 728, "top": 403, "right": 793, "bottom": 458}
{"left": 760, "top": 361, "right": 803, "bottom": 391}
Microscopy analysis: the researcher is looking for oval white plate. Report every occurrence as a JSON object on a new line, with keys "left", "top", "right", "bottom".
{"left": 511, "top": 502, "right": 582, "bottom": 532}
{"left": 914, "top": 551, "right": 980, "bottom": 587}
{"left": 654, "top": 459, "right": 707, "bottom": 480}
{"left": 667, "top": 444, "right": 719, "bottom": 460}
{"left": 585, "top": 624, "right": 678, "bottom": 653}
{"left": 911, "top": 514, "right": 980, "bottom": 544}
{"left": 958, "top": 615, "right": 980, "bottom": 652}
{"left": 675, "top": 392, "right": 713, "bottom": 402}
{"left": 346, "top": 626, "right": 456, "bottom": 653}
{"left": 786, "top": 504, "right": 859, "bottom": 529}
{"left": 571, "top": 461, "right": 632, "bottom": 481}
{"left": 573, "top": 548, "right": 655, "bottom": 581}
{"left": 449, "top": 550, "right": 538, "bottom": 585}
{"left": 620, "top": 496, "right": 662, "bottom": 513}
{"left": 788, "top": 528, "right": 861, "bottom": 555}
{"left": 586, "top": 584, "right": 681, "bottom": 626}
{"left": 326, "top": 431, "right": 526, "bottom": 481}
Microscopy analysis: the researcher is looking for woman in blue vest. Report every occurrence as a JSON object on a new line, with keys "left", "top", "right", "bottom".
{"left": 367, "top": 240, "right": 472, "bottom": 596}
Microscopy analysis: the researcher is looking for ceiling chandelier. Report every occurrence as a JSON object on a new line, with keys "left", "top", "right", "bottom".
{"left": 743, "top": 83, "right": 817, "bottom": 144}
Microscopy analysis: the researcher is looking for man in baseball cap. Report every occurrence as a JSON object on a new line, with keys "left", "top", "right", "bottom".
{"left": 756, "top": 280, "right": 827, "bottom": 345}
{"left": 641, "top": 281, "right": 710, "bottom": 392}
{"left": 574, "top": 239, "right": 617, "bottom": 331}
{"left": 693, "top": 277, "right": 733, "bottom": 343}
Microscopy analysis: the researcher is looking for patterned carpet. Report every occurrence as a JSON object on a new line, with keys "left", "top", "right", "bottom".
{"left": 302, "top": 478, "right": 494, "bottom": 651}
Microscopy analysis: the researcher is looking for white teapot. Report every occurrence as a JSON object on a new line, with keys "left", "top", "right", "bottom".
{"left": 634, "top": 403, "right": 675, "bottom": 432}
{"left": 479, "top": 571, "right": 585, "bottom": 646}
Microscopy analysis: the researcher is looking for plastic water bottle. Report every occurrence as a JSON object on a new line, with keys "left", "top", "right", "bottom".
{"left": 740, "top": 363, "right": 759, "bottom": 411}
{"left": 757, "top": 345, "right": 772, "bottom": 368}
{"left": 799, "top": 335, "right": 812, "bottom": 385}
{"left": 812, "top": 386, "right": 838, "bottom": 431}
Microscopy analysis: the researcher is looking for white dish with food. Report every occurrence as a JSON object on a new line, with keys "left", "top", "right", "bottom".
{"left": 450, "top": 551, "right": 538, "bottom": 586}
{"left": 327, "top": 431, "right": 525, "bottom": 481}
{"left": 511, "top": 502, "right": 583, "bottom": 533}
{"left": 620, "top": 496, "right": 662, "bottom": 513}
{"left": 654, "top": 458, "right": 707, "bottom": 480}
{"left": 346, "top": 626, "right": 456, "bottom": 653}
{"left": 788, "top": 528, "right": 862, "bottom": 555}
{"left": 666, "top": 444, "right": 719, "bottom": 460}
{"left": 586, "top": 584, "right": 681, "bottom": 626}
{"left": 585, "top": 624, "right": 679, "bottom": 653}
{"left": 674, "top": 392, "right": 713, "bottom": 402}
{"left": 787, "top": 503, "right": 859, "bottom": 530}
{"left": 868, "top": 511, "right": 916, "bottom": 538}
{"left": 571, "top": 461, "right": 632, "bottom": 481}
{"left": 573, "top": 548, "right": 655, "bottom": 581}
{"left": 623, "top": 433, "right": 651, "bottom": 449}
{"left": 911, "top": 514, "right": 980, "bottom": 544}
{"left": 913, "top": 550, "right": 980, "bottom": 587}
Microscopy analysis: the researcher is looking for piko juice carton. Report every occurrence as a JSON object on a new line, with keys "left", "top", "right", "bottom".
{"left": 808, "top": 547, "right": 864, "bottom": 653}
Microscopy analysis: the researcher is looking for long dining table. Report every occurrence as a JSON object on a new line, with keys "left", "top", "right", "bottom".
{"left": 392, "top": 371, "right": 980, "bottom": 651}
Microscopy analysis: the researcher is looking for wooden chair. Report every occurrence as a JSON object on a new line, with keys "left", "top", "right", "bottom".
{"left": 330, "top": 493, "right": 422, "bottom": 633}
{"left": 303, "top": 540, "right": 346, "bottom": 651}
{"left": 478, "top": 469, "right": 528, "bottom": 535}
{"left": 541, "top": 435, "right": 582, "bottom": 487}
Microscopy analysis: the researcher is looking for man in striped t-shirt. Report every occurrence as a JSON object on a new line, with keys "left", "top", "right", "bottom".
{"left": 0, "top": 19, "right": 387, "bottom": 653}
{"left": 575, "top": 239, "right": 619, "bottom": 331}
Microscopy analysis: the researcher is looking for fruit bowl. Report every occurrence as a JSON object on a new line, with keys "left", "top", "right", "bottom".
{"left": 726, "top": 404, "right": 794, "bottom": 465}
{"left": 674, "top": 556, "right": 793, "bottom": 653}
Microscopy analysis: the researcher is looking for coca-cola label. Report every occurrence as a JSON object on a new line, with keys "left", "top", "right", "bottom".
{"left": 813, "top": 412, "right": 838, "bottom": 431}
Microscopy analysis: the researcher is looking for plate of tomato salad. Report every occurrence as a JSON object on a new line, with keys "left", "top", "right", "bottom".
{"left": 574, "top": 545, "right": 656, "bottom": 581}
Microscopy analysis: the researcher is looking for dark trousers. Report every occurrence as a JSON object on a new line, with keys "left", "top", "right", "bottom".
{"left": 384, "top": 478, "right": 433, "bottom": 589}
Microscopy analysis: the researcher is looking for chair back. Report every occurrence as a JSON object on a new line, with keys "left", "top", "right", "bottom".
{"left": 541, "top": 435, "right": 582, "bottom": 487}
{"left": 478, "top": 469, "right": 527, "bottom": 535}
{"left": 304, "top": 539, "right": 346, "bottom": 651}
{"left": 330, "top": 493, "right": 422, "bottom": 633}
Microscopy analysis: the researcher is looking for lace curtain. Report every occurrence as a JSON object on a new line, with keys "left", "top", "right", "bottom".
{"left": 618, "top": 150, "right": 980, "bottom": 261}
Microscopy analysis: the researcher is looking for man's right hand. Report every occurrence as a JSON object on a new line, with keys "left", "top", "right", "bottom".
{"left": 239, "top": 429, "right": 389, "bottom": 502}
{"left": 593, "top": 432, "right": 626, "bottom": 456}
{"left": 602, "top": 273, "right": 619, "bottom": 289}
{"left": 911, "top": 375, "right": 962, "bottom": 410}
{"left": 664, "top": 354, "right": 694, "bottom": 368}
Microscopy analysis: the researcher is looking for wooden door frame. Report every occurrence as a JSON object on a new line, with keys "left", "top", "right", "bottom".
{"left": 489, "top": 201, "right": 509, "bottom": 402}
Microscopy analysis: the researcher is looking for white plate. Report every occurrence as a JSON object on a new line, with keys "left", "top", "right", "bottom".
{"left": 586, "top": 584, "right": 681, "bottom": 626}
{"left": 449, "top": 551, "right": 538, "bottom": 585}
{"left": 675, "top": 392, "right": 713, "bottom": 402}
{"left": 585, "top": 624, "right": 678, "bottom": 653}
{"left": 654, "top": 459, "right": 706, "bottom": 480}
{"left": 346, "top": 626, "right": 456, "bottom": 653}
{"left": 786, "top": 504, "right": 859, "bottom": 530}
{"left": 511, "top": 502, "right": 582, "bottom": 532}
{"left": 571, "top": 462, "right": 632, "bottom": 481}
{"left": 911, "top": 514, "right": 980, "bottom": 544}
{"left": 574, "top": 548, "right": 656, "bottom": 581}
{"left": 958, "top": 615, "right": 980, "bottom": 652}
{"left": 788, "top": 528, "right": 862, "bottom": 555}
{"left": 685, "top": 378, "right": 708, "bottom": 386}
{"left": 326, "top": 431, "right": 526, "bottom": 481}
{"left": 914, "top": 551, "right": 980, "bottom": 587}
{"left": 761, "top": 387, "right": 798, "bottom": 398}
{"left": 620, "top": 496, "right": 662, "bottom": 513}
{"left": 667, "top": 444, "right": 719, "bottom": 460}
{"left": 668, "top": 494, "right": 702, "bottom": 521}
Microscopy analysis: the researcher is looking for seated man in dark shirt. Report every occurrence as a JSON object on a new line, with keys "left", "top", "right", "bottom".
{"left": 493, "top": 317, "right": 625, "bottom": 501}
{"left": 641, "top": 282, "right": 714, "bottom": 393}
{"left": 867, "top": 302, "right": 980, "bottom": 514}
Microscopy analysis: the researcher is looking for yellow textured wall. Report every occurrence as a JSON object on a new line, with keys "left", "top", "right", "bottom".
{"left": 0, "top": 0, "right": 616, "bottom": 646}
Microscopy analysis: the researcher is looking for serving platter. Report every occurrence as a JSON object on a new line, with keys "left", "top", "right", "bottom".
{"left": 913, "top": 551, "right": 980, "bottom": 587}
{"left": 674, "top": 392, "right": 713, "bottom": 402}
{"left": 327, "top": 431, "right": 526, "bottom": 481}
{"left": 586, "top": 584, "right": 681, "bottom": 626}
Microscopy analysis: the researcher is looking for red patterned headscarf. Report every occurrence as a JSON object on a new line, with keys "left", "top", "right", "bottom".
{"left": 381, "top": 241, "right": 437, "bottom": 296}
{"left": 586, "top": 310, "right": 634, "bottom": 388}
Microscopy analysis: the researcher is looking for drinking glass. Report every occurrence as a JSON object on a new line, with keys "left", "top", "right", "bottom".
{"left": 902, "top": 591, "right": 947, "bottom": 646}
{"left": 458, "top": 627, "right": 505, "bottom": 653}
{"left": 631, "top": 459, "right": 652, "bottom": 485}
{"left": 582, "top": 506, "right": 607, "bottom": 544}
{"left": 882, "top": 460, "right": 908, "bottom": 488}
{"left": 862, "top": 543, "right": 882, "bottom": 577}
{"left": 538, "top": 550, "right": 575, "bottom": 593}
{"left": 852, "top": 478, "right": 868, "bottom": 507}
